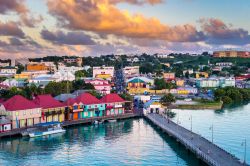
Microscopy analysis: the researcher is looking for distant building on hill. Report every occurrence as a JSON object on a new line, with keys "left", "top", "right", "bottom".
{"left": 213, "top": 50, "right": 250, "bottom": 58}
{"left": 64, "top": 57, "right": 82, "bottom": 67}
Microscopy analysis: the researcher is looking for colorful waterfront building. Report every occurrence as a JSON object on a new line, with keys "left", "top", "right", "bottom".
{"left": 100, "top": 94, "right": 126, "bottom": 116}
{"left": 0, "top": 95, "right": 41, "bottom": 129}
{"left": 65, "top": 93, "right": 105, "bottom": 120}
{"left": 33, "top": 95, "right": 65, "bottom": 123}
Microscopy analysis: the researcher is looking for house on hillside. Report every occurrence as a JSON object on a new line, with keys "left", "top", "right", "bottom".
{"left": 85, "top": 79, "right": 112, "bottom": 95}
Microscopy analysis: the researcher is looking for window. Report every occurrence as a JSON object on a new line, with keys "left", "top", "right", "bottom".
{"left": 15, "top": 112, "right": 19, "bottom": 116}
{"left": 37, "top": 110, "right": 40, "bottom": 114}
{"left": 23, "top": 111, "right": 26, "bottom": 115}
{"left": 30, "top": 110, "right": 33, "bottom": 115}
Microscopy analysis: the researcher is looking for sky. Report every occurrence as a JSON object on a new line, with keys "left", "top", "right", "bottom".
{"left": 0, "top": 0, "right": 250, "bottom": 59}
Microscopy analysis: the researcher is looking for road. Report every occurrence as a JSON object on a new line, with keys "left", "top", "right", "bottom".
{"left": 115, "top": 69, "right": 126, "bottom": 94}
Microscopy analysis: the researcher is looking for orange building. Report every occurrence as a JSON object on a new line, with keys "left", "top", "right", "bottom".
{"left": 27, "top": 63, "right": 48, "bottom": 71}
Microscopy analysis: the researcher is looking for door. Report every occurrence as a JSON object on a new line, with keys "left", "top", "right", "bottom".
{"left": 73, "top": 112, "right": 78, "bottom": 120}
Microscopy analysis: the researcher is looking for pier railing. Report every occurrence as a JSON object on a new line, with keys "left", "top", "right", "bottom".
{"left": 145, "top": 113, "right": 244, "bottom": 166}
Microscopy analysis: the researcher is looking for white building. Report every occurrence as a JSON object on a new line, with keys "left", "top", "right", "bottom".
{"left": 58, "top": 66, "right": 84, "bottom": 74}
{"left": 53, "top": 71, "right": 75, "bottom": 82}
{"left": 123, "top": 66, "right": 140, "bottom": 77}
{"left": 216, "top": 62, "right": 233, "bottom": 67}
{"left": 0, "top": 67, "right": 17, "bottom": 74}
{"left": 0, "top": 79, "right": 25, "bottom": 87}
{"left": 93, "top": 66, "right": 114, "bottom": 78}
{"left": 196, "top": 77, "right": 235, "bottom": 88}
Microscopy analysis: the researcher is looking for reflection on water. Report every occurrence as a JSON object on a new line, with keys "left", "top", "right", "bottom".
{"left": 0, "top": 119, "right": 204, "bottom": 166}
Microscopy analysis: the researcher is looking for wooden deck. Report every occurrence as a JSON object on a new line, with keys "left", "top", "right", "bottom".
{"left": 145, "top": 113, "right": 245, "bottom": 166}
{"left": 0, "top": 113, "right": 137, "bottom": 138}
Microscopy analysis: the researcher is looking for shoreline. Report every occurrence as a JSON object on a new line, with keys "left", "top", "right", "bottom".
{"left": 175, "top": 101, "right": 223, "bottom": 110}
{"left": 0, "top": 113, "right": 138, "bottom": 139}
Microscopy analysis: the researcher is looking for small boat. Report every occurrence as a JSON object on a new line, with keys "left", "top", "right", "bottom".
{"left": 28, "top": 122, "right": 65, "bottom": 138}
{"left": 108, "top": 119, "right": 117, "bottom": 123}
{"left": 93, "top": 120, "right": 104, "bottom": 125}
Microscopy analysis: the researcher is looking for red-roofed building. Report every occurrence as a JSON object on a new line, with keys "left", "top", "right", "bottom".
{"left": 0, "top": 95, "right": 41, "bottom": 129}
{"left": 64, "top": 93, "right": 105, "bottom": 120}
{"left": 33, "top": 95, "right": 66, "bottom": 123}
{"left": 85, "top": 79, "right": 112, "bottom": 95}
{"left": 100, "top": 94, "right": 126, "bottom": 116}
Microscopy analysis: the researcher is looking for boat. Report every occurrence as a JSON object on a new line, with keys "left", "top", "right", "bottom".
{"left": 93, "top": 120, "right": 104, "bottom": 125}
{"left": 108, "top": 119, "right": 117, "bottom": 123}
{"left": 28, "top": 122, "right": 66, "bottom": 138}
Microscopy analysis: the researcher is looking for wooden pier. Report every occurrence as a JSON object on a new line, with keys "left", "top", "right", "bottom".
{"left": 0, "top": 113, "right": 137, "bottom": 138}
{"left": 145, "top": 113, "right": 245, "bottom": 166}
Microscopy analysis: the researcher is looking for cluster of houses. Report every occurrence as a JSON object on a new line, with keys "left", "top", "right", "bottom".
{"left": 0, "top": 93, "right": 131, "bottom": 133}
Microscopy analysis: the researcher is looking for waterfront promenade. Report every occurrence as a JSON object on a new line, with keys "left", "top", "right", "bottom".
{"left": 145, "top": 113, "right": 245, "bottom": 166}
{"left": 0, "top": 113, "right": 137, "bottom": 138}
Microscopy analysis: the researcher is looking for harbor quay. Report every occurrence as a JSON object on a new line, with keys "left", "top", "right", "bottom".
{"left": 145, "top": 113, "right": 245, "bottom": 166}
{"left": 0, "top": 113, "right": 137, "bottom": 138}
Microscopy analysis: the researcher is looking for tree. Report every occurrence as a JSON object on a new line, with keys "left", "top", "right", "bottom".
{"left": 16, "top": 65, "right": 24, "bottom": 74}
{"left": 44, "top": 81, "right": 73, "bottom": 96}
{"left": 75, "top": 70, "right": 85, "bottom": 79}
{"left": 154, "top": 78, "right": 166, "bottom": 90}
{"left": 89, "top": 90, "right": 102, "bottom": 99}
{"left": 160, "top": 94, "right": 176, "bottom": 106}
{"left": 222, "top": 96, "right": 233, "bottom": 105}
{"left": 214, "top": 89, "right": 226, "bottom": 101}
{"left": 119, "top": 93, "right": 133, "bottom": 101}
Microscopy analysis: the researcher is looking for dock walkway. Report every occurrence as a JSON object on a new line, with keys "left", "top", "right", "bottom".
{"left": 145, "top": 113, "right": 245, "bottom": 166}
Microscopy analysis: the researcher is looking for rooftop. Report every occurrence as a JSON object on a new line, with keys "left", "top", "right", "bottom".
{"left": 3, "top": 95, "right": 39, "bottom": 111}
{"left": 100, "top": 94, "right": 125, "bottom": 103}
{"left": 33, "top": 94, "right": 65, "bottom": 109}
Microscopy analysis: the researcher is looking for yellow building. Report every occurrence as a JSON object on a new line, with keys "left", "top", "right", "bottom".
{"left": 176, "top": 79, "right": 185, "bottom": 86}
{"left": 95, "top": 74, "right": 112, "bottom": 80}
{"left": 14, "top": 73, "right": 31, "bottom": 79}
{"left": 195, "top": 72, "right": 209, "bottom": 78}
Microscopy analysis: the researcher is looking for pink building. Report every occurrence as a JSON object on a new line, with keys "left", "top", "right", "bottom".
{"left": 100, "top": 94, "right": 126, "bottom": 116}
{"left": 85, "top": 79, "right": 112, "bottom": 95}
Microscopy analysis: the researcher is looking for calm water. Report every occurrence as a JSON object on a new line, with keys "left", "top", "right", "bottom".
{"left": 172, "top": 103, "right": 250, "bottom": 164}
{"left": 0, "top": 119, "right": 204, "bottom": 166}
{"left": 1, "top": 104, "right": 249, "bottom": 166}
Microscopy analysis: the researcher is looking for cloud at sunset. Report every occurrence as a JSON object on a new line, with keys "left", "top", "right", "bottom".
{"left": 0, "top": 0, "right": 249, "bottom": 58}
{"left": 0, "top": 21, "right": 25, "bottom": 38}
{"left": 41, "top": 30, "right": 96, "bottom": 45}
{"left": 47, "top": 0, "right": 205, "bottom": 42}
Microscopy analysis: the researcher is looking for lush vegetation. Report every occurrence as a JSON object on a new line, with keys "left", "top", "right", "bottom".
{"left": 160, "top": 94, "right": 176, "bottom": 106}
{"left": 214, "top": 87, "right": 250, "bottom": 106}
{"left": 154, "top": 78, "right": 177, "bottom": 90}
{"left": 0, "top": 80, "right": 95, "bottom": 99}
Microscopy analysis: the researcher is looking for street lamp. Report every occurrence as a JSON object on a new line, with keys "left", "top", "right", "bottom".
{"left": 241, "top": 139, "right": 247, "bottom": 165}
{"left": 209, "top": 124, "right": 214, "bottom": 143}
{"left": 189, "top": 115, "right": 192, "bottom": 132}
